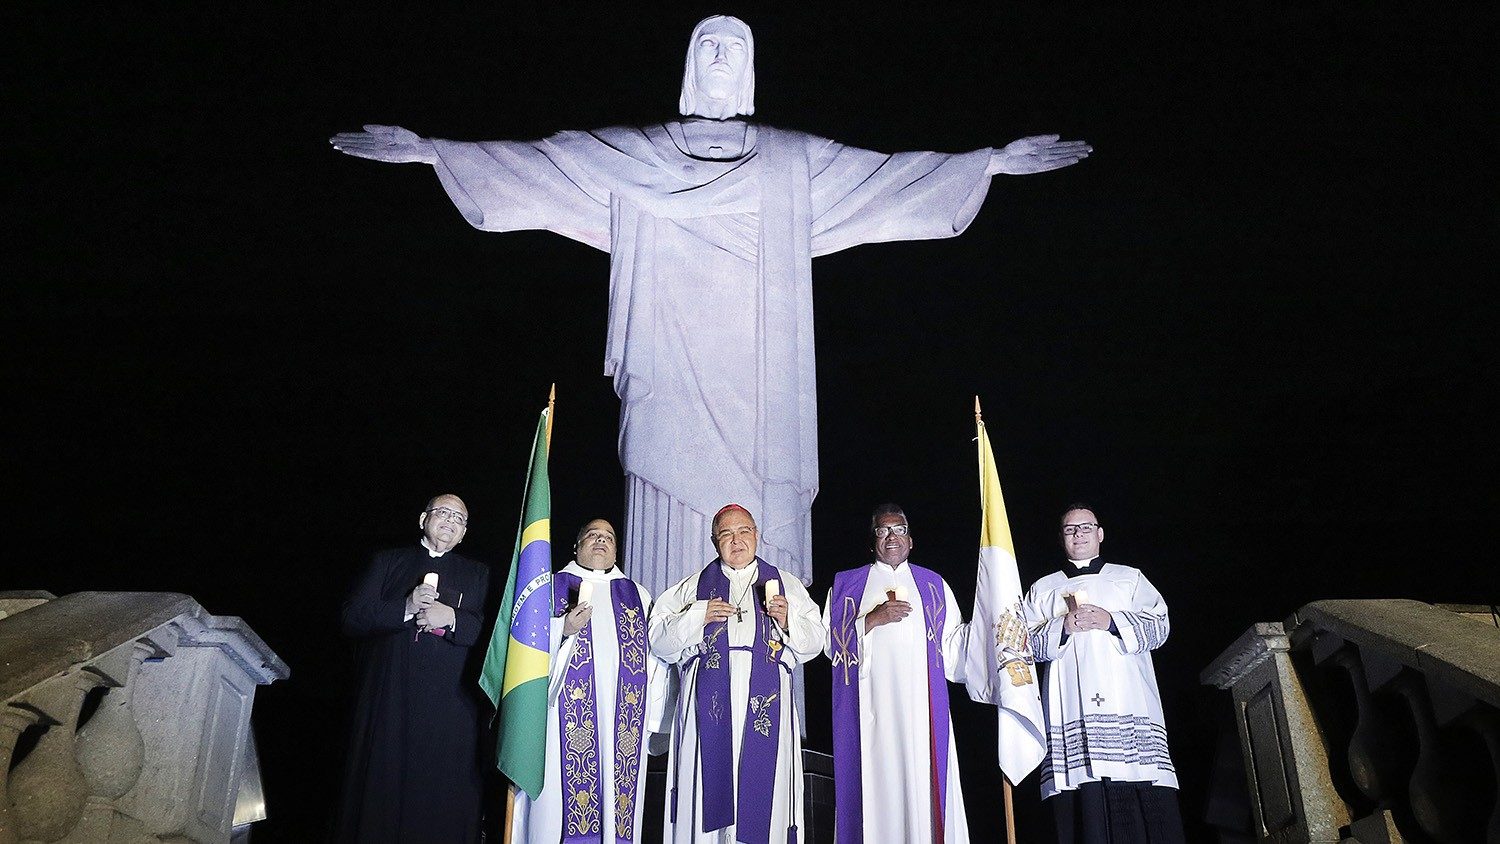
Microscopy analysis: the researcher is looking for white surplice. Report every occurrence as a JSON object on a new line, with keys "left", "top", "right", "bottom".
{"left": 650, "top": 560, "right": 824, "bottom": 843}
{"left": 511, "top": 562, "right": 667, "bottom": 844}
{"left": 1022, "top": 562, "right": 1178, "bottom": 799}
{"left": 822, "top": 561, "right": 972, "bottom": 844}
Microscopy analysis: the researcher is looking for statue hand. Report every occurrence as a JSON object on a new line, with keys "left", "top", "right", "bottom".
{"left": 987, "top": 134, "right": 1092, "bottom": 175}
{"left": 329, "top": 124, "right": 437, "bottom": 164}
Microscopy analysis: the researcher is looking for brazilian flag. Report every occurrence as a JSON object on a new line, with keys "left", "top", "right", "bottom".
{"left": 479, "top": 404, "right": 553, "bottom": 798}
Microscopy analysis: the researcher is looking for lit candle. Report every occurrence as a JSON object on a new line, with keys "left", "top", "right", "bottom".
{"left": 578, "top": 579, "right": 595, "bottom": 607}
{"left": 764, "top": 579, "right": 780, "bottom": 603}
{"left": 423, "top": 572, "right": 440, "bottom": 589}
{"left": 886, "top": 585, "right": 908, "bottom": 603}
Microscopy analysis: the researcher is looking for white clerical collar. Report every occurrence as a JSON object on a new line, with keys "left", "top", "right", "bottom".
{"left": 720, "top": 560, "right": 758, "bottom": 579}
{"left": 566, "top": 560, "right": 620, "bottom": 579}
{"left": 871, "top": 560, "right": 911, "bottom": 574}
{"left": 1069, "top": 556, "right": 1100, "bottom": 568}
{"left": 421, "top": 538, "right": 450, "bottom": 558}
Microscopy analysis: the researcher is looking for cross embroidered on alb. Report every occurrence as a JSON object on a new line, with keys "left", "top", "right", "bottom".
{"left": 1090, "top": 693, "right": 1105, "bottom": 706}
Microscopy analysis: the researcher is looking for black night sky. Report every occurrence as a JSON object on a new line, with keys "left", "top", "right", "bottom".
{"left": 9, "top": 3, "right": 1493, "bottom": 840}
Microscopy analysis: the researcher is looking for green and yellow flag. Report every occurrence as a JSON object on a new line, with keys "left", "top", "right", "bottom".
{"left": 479, "top": 398, "right": 554, "bottom": 798}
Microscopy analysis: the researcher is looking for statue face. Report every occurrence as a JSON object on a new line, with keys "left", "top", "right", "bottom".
{"left": 420, "top": 494, "right": 469, "bottom": 551}
{"left": 1059, "top": 508, "right": 1104, "bottom": 560}
{"left": 575, "top": 519, "right": 617, "bottom": 571}
{"left": 713, "top": 508, "right": 758, "bottom": 569}
{"left": 871, "top": 512, "right": 913, "bottom": 567}
{"left": 692, "top": 25, "right": 749, "bottom": 104}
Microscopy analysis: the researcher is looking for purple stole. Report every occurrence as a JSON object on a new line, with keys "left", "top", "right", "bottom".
{"left": 828, "top": 564, "right": 950, "bottom": 844}
{"left": 553, "top": 572, "right": 650, "bottom": 844}
{"left": 685, "top": 558, "right": 788, "bottom": 844}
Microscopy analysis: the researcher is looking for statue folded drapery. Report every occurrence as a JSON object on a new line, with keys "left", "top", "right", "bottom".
{"left": 430, "top": 123, "right": 992, "bottom": 595}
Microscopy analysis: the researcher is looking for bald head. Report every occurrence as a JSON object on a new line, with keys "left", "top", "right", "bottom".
{"left": 419, "top": 493, "right": 469, "bottom": 553}
{"left": 575, "top": 518, "right": 618, "bottom": 571}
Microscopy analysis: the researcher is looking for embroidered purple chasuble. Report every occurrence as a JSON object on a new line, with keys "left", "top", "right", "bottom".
{"left": 554, "top": 572, "right": 650, "bottom": 844}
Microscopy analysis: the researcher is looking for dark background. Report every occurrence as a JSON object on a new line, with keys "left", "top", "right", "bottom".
{"left": 7, "top": 2, "right": 1493, "bottom": 840}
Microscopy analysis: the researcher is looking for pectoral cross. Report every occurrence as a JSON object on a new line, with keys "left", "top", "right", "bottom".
{"left": 733, "top": 604, "right": 745, "bottom": 623}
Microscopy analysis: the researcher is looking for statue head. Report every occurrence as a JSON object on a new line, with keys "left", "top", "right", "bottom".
{"left": 679, "top": 15, "right": 755, "bottom": 119}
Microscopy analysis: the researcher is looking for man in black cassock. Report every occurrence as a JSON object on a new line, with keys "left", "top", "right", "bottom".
{"left": 336, "top": 493, "right": 492, "bottom": 843}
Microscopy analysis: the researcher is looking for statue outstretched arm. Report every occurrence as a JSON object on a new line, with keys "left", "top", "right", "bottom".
{"left": 329, "top": 124, "right": 438, "bottom": 165}
{"left": 987, "top": 134, "right": 1092, "bottom": 175}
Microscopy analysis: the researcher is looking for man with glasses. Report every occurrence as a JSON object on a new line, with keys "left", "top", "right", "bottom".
{"left": 1022, "top": 505, "right": 1185, "bottom": 843}
{"left": 649, "top": 504, "right": 825, "bottom": 843}
{"left": 336, "top": 494, "right": 493, "bottom": 843}
{"left": 823, "top": 503, "right": 975, "bottom": 843}
{"left": 511, "top": 518, "right": 665, "bottom": 843}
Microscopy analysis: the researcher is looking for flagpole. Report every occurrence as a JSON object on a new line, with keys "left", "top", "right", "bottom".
{"left": 545, "top": 382, "right": 556, "bottom": 451}
{"left": 976, "top": 395, "right": 1019, "bottom": 844}
{"left": 502, "top": 784, "right": 516, "bottom": 844}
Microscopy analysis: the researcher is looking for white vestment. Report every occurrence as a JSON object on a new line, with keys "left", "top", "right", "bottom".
{"left": 511, "top": 562, "right": 666, "bottom": 843}
{"left": 429, "top": 124, "right": 993, "bottom": 600}
{"left": 821, "top": 562, "right": 972, "bottom": 844}
{"left": 1022, "top": 562, "right": 1178, "bottom": 799}
{"left": 649, "top": 560, "right": 825, "bottom": 843}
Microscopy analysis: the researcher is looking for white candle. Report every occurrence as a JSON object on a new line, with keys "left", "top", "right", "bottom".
{"left": 578, "top": 579, "right": 595, "bottom": 607}
{"left": 890, "top": 585, "right": 908, "bottom": 602}
{"left": 764, "top": 579, "right": 780, "bottom": 602}
{"left": 423, "top": 572, "right": 440, "bottom": 589}
{"left": 1073, "top": 589, "right": 1088, "bottom": 605}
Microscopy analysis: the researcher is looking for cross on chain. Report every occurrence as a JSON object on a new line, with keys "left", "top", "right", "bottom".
{"left": 1090, "top": 693, "right": 1106, "bottom": 706}
{"left": 733, "top": 604, "right": 745, "bottom": 623}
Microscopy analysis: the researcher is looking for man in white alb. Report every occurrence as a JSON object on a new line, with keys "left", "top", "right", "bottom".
{"left": 649, "top": 504, "right": 824, "bottom": 843}
{"left": 511, "top": 519, "right": 664, "bottom": 843}
{"left": 823, "top": 503, "right": 972, "bottom": 844}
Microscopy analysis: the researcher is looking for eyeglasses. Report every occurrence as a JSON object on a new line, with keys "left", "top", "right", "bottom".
{"left": 1061, "top": 523, "right": 1098, "bottom": 536}
{"left": 426, "top": 507, "right": 469, "bottom": 526}
{"left": 873, "top": 524, "right": 910, "bottom": 539}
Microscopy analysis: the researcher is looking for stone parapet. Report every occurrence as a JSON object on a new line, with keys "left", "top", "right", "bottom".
{"left": 1204, "top": 599, "right": 1500, "bottom": 843}
{"left": 0, "top": 591, "right": 288, "bottom": 843}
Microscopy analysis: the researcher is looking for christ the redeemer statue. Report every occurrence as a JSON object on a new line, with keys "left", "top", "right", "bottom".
{"left": 331, "top": 15, "right": 1090, "bottom": 598}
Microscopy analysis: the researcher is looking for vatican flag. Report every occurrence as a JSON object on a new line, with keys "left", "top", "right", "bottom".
{"left": 965, "top": 397, "right": 1047, "bottom": 784}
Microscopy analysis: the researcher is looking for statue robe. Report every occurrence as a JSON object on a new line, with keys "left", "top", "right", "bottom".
{"left": 648, "top": 559, "right": 825, "bottom": 843}
{"left": 429, "top": 123, "right": 992, "bottom": 598}
{"left": 823, "top": 562, "right": 972, "bottom": 844}
{"left": 510, "top": 562, "right": 667, "bottom": 844}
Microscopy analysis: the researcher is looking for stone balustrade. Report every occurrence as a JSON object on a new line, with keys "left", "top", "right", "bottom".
{"left": 1203, "top": 600, "right": 1500, "bottom": 843}
{"left": 0, "top": 591, "right": 288, "bottom": 844}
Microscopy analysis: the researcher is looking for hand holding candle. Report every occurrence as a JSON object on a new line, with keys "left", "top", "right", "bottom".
{"left": 563, "top": 579, "right": 595, "bottom": 637}
{"left": 764, "top": 579, "right": 788, "bottom": 629}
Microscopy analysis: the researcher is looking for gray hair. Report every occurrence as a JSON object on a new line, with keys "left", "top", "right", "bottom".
{"left": 869, "top": 503, "right": 909, "bottom": 535}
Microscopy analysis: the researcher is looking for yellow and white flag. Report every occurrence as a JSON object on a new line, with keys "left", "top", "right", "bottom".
{"left": 965, "top": 399, "right": 1047, "bottom": 784}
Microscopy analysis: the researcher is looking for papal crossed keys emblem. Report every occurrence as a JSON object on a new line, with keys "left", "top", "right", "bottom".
{"left": 749, "top": 692, "right": 779, "bottom": 737}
